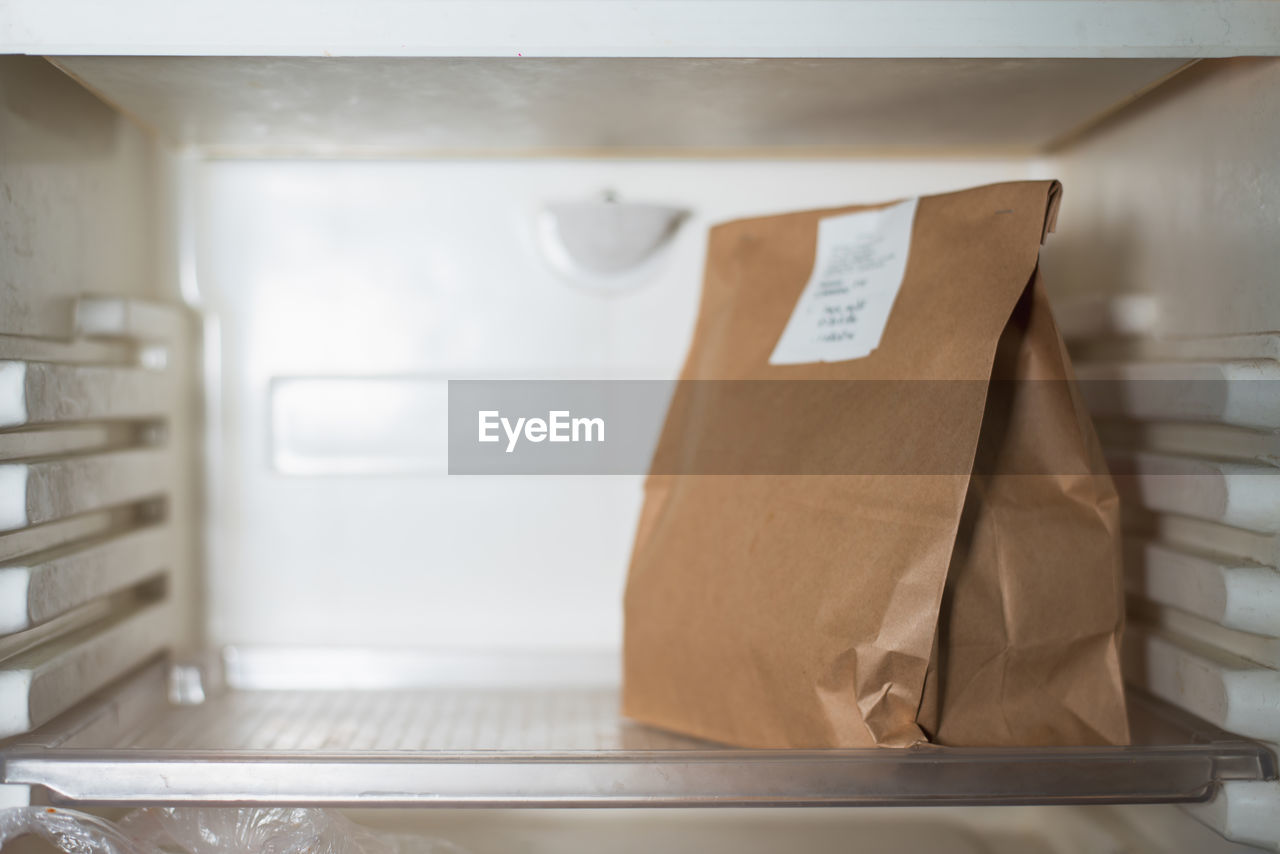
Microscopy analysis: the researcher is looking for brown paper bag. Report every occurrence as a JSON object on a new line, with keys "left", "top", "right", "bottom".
{"left": 622, "top": 180, "right": 1129, "bottom": 748}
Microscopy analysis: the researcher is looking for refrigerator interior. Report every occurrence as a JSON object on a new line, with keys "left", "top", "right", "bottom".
{"left": 0, "top": 35, "right": 1278, "bottom": 854}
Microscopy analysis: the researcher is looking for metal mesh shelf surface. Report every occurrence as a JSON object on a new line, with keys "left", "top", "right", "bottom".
{"left": 1, "top": 651, "right": 1274, "bottom": 808}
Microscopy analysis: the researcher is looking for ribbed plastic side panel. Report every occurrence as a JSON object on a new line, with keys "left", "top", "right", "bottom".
{"left": 1067, "top": 324, "right": 1280, "bottom": 847}
{"left": 0, "top": 297, "right": 188, "bottom": 750}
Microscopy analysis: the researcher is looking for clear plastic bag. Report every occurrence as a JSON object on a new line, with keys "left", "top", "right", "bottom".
{"left": 0, "top": 807, "right": 468, "bottom": 854}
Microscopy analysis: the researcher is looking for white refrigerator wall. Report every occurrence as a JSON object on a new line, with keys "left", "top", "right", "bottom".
{"left": 1042, "top": 58, "right": 1280, "bottom": 336}
{"left": 0, "top": 57, "right": 165, "bottom": 336}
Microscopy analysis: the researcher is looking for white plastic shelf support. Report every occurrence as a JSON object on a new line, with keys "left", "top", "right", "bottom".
{"left": 1123, "top": 626, "right": 1280, "bottom": 742}
{"left": 0, "top": 361, "right": 169, "bottom": 430}
{"left": 0, "top": 449, "right": 170, "bottom": 533}
{"left": 73, "top": 297, "right": 183, "bottom": 342}
{"left": 1126, "top": 539, "right": 1280, "bottom": 638}
{"left": 1052, "top": 293, "right": 1161, "bottom": 339}
{"left": 1108, "top": 451, "right": 1280, "bottom": 535}
{"left": 3, "top": 1, "right": 1280, "bottom": 57}
{"left": 1187, "top": 780, "right": 1280, "bottom": 851}
{"left": 0, "top": 525, "right": 171, "bottom": 635}
{"left": 0, "top": 600, "right": 169, "bottom": 739}
{"left": 1076, "top": 359, "right": 1280, "bottom": 431}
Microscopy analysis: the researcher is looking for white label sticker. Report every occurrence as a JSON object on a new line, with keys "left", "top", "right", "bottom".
{"left": 769, "top": 197, "right": 919, "bottom": 365}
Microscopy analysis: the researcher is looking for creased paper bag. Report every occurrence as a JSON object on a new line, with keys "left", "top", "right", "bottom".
{"left": 622, "top": 180, "right": 1129, "bottom": 748}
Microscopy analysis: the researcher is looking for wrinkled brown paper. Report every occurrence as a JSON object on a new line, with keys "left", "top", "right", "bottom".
{"left": 623, "top": 181, "right": 1129, "bottom": 748}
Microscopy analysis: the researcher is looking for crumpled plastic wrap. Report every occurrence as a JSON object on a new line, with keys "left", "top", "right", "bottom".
{"left": 0, "top": 807, "right": 148, "bottom": 854}
{"left": 0, "top": 807, "right": 468, "bottom": 854}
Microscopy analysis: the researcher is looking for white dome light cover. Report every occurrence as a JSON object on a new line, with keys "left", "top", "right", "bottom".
{"left": 536, "top": 192, "right": 688, "bottom": 291}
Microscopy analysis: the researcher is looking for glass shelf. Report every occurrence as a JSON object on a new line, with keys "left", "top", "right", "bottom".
{"left": 2, "top": 652, "right": 1274, "bottom": 808}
